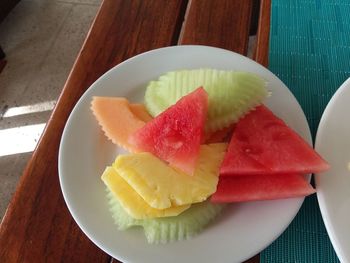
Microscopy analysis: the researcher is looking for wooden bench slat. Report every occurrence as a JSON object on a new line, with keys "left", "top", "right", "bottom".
{"left": 253, "top": 0, "right": 271, "bottom": 67}
{"left": 0, "top": 1, "right": 187, "bottom": 262}
{"left": 179, "top": 0, "right": 253, "bottom": 55}
{"left": 177, "top": 1, "right": 270, "bottom": 262}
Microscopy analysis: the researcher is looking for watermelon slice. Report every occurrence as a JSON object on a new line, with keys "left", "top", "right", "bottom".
{"left": 211, "top": 174, "right": 315, "bottom": 203}
{"left": 220, "top": 105, "right": 330, "bottom": 176}
{"left": 129, "top": 87, "right": 208, "bottom": 174}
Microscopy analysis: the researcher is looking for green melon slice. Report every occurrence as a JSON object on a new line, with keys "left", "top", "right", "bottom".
{"left": 106, "top": 188, "right": 225, "bottom": 244}
{"left": 145, "top": 69, "right": 268, "bottom": 132}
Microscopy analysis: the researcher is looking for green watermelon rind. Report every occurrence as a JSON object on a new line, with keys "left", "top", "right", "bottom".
{"left": 144, "top": 69, "right": 269, "bottom": 133}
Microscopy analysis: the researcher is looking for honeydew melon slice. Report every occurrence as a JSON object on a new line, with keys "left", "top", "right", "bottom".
{"left": 106, "top": 188, "right": 225, "bottom": 244}
{"left": 145, "top": 69, "right": 268, "bottom": 133}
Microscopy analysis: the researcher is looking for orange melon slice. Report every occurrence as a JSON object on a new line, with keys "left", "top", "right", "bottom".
{"left": 129, "top": 104, "right": 153, "bottom": 122}
{"left": 91, "top": 97, "right": 152, "bottom": 152}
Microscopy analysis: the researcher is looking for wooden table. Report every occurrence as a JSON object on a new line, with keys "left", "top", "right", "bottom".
{"left": 0, "top": 0, "right": 271, "bottom": 262}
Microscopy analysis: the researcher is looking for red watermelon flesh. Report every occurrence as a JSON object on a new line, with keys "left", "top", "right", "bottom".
{"left": 211, "top": 174, "right": 315, "bottom": 203}
{"left": 129, "top": 87, "right": 208, "bottom": 175}
{"left": 220, "top": 105, "right": 330, "bottom": 176}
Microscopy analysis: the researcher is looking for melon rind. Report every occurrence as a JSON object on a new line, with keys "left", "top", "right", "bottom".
{"left": 106, "top": 188, "right": 225, "bottom": 244}
{"left": 144, "top": 69, "right": 268, "bottom": 132}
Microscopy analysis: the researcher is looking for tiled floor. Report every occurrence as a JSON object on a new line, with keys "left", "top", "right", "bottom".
{"left": 0, "top": 0, "right": 101, "bottom": 221}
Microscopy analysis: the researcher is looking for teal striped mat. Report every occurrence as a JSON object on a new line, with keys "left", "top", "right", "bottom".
{"left": 261, "top": 0, "right": 350, "bottom": 262}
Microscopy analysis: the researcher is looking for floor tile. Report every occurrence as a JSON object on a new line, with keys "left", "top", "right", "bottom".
{"left": 0, "top": 154, "right": 20, "bottom": 221}
{"left": 0, "top": 152, "right": 33, "bottom": 222}
{"left": 0, "top": 0, "right": 73, "bottom": 110}
{"left": 57, "top": 0, "right": 102, "bottom": 6}
{"left": 0, "top": 0, "right": 99, "bottom": 220}
{"left": 22, "top": 4, "right": 99, "bottom": 103}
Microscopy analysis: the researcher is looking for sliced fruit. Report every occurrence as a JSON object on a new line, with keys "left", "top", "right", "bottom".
{"left": 144, "top": 69, "right": 268, "bottom": 132}
{"left": 130, "top": 87, "right": 208, "bottom": 174}
{"left": 211, "top": 174, "right": 315, "bottom": 203}
{"left": 205, "top": 124, "right": 235, "bottom": 143}
{"left": 220, "top": 105, "right": 330, "bottom": 176}
{"left": 91, "top": 97, "right": 151, "bottom": 152}
{"left": 101, "top": 167, "right": 190, "bottom": 219}
{"left": 106, "top": 188, "right": 225, "bottom": 244}
{"left": 142, "top": 201, "right": 224, "bottom": 244}
{"left": 106, "top": 189, "right": 142, "bottom": 230}
{"left": 129, "top": 104, "right": 153, "bottom": 122}
{"left": 113, "top": 143, "right": 227, "bottom": 209}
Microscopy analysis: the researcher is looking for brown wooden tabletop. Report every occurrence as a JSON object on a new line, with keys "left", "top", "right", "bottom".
{"left": 0, "top": 0, "right": 270, "bottom": 262}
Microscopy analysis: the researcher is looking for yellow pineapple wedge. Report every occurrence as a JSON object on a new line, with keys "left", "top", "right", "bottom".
{"left": 113, "top": 143, "right": 227, "bottom": 209}
{"left": 101, "top": 167, "right": 190, "bottom": 219}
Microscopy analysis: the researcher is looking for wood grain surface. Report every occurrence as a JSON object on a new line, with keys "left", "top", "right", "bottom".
{"left": 0, "top": 0, "right": 187, "bottom": 262}
{"left": 179, "top": 0, "right": 253, "bottom": 54}
{"left": 254, "top": 0, "right": 271, "bottom": 67}
{"left": 0, "top": 0, "right": 271, "bottom": 262}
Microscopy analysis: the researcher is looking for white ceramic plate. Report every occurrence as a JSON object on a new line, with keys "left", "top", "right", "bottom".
{"left": 59, "top": 45, "right": 311, "bottom": 263}
{"left": 315, "top": 78, "right": 350, "bottom": 263}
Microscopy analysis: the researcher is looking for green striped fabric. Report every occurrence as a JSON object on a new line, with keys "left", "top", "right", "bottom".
{"left": 261, "top": 0, "right": 350, "bottom": 262}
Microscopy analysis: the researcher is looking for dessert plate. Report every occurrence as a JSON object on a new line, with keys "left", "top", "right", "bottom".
{"left": 59, "top": 45, "right": 312, "bottom": 263}
{"left": 315, "top": 77, "right": 350, "bottom": 263}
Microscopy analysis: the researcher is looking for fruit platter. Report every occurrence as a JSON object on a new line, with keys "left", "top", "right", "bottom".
{"left": 58, "top": 46, "right": 329, "bottom": 263}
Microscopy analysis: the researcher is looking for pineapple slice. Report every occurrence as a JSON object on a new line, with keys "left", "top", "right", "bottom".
{"left": 101, "top": 167, "right": 190, "bottom": 219}
{"left": 113, "top": 143, "right": 227, "bottom": 209}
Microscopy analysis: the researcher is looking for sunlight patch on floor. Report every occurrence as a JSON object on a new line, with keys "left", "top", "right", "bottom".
{"left": 0, "top": 123, "right": 46, "bottom": 157}
{"left": 3, "top": 100, "right": 56, "bottom": 118}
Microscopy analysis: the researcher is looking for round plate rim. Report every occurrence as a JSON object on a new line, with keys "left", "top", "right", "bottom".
{"left": 58, "top": 45, "right": 311, "bottom": 263}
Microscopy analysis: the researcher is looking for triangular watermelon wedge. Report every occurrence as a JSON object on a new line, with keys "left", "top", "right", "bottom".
{"left": 220, "top": 105, "right": 330, "bottom": 176}
{"left": 129, "top": 87, "right": 208, "bottom": 175}
{"left": 211, "top": 174, "right": 315, "bottom": 203}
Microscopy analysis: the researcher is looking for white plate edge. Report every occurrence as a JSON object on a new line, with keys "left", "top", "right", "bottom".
{"left": 315, "top": 77, "right": 350, "bottom": 263}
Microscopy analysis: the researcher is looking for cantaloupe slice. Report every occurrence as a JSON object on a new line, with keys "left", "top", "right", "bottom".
{"left": 101, "top": 167, "right": 190, "bottom": 219}
{"left": 91, "top": 97, "right": 152, "bottom": 152}
{"left": 129, "top": 104, "right": 153, "bottom": 122}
